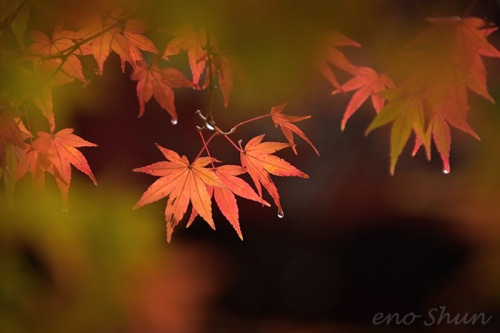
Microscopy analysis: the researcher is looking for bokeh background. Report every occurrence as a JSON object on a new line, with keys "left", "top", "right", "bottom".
{"left": 2, "top": 0, "right": 500, "bottom": 332}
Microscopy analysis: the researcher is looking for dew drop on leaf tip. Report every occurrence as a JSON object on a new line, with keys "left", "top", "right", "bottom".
{"left": 171, "top": 119, "right": 178, "bottom": 125}
{"left": 442, "top": 169, "right": 450, "bottom": 175}
{"left": 277, "top": 210, "right": 284, "bottom": 218}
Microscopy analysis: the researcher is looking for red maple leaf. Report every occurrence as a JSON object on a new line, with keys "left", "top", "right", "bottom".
{"left": 270, "top": 103, "right": 319, "bottom": 155}
{"left": 187, "top": 165, "right": 270, "bottom": 240}
{"left": 133, "top": 144, "right": 226, "bottom": 242}
{"left": 130, "top": 60, "right": 195, "bottom": 122}
{"left": 240, "top": 135, "right": 308, "bottom": 217}
{"left": 332, "top": 67, "right": 395, "bottom": 130}
{"left": 318, "top": 30, "right": 360, "bottom": 89}
{"left": 32, "top": 128, "right": 97, "bottom": 205}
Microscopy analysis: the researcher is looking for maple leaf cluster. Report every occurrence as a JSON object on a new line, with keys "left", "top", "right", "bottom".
{"left": 1, "top": 4, "right": 318, "bottom": 241}
{"left": 1, "top": 2, "right": 500, "bottom": 242}
{"left": 326, "top": 17, "right": 500, "bottom": 174}
{"left": 133, "top": 103, "right": 317, "bottom": 242}
{"left": 0, "top": 10, "right": 164, "bottom": 204}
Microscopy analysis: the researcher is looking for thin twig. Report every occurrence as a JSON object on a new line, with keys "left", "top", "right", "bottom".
{"left": 462, "top": 0, "right": 480, "bottom": 17}
{"left": 0, "top": 0, "right": 28, "bottom": 30}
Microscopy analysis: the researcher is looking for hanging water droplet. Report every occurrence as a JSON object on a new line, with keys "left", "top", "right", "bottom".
{"left": 62, "top": 208, "right": 68, "bottom": 213}
{"left": 171, "top": 119, "right": 178, "bottom": 125}
{"left": 442, "top": 168, "right": 450, "bottom": 175}
{"left": 277, "top": 210, "right": 284, "bottom": 218}
{"left": 206, "top": 122, "right": 215, "bottom": 131}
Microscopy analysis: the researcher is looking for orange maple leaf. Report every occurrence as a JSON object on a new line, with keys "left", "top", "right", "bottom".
{"left": 240, "top": 135, "right": 308, "bottom": 217}
{"left": 163, "top": 25, "right": 207, "bottom": 85}
{"left": 187, "top": 165, "right": 270, "bottom": 240}
{"left": 133, "top": 144, "right": 226, "bottom": 242}
{"left": 206, "top": 52, "right": 234, "bottom": 108}
{"left": 270, "top": 103, "right": 319, "bottom": 155}
{"left": 318, "top": 30, "right": 360, "bottom": 89}
{"left": 367, "top": 17, "right": 500, "bottom": 174}
{"left": 0, "top": 108, "right": 28, "bottom": 173}
{"left": 32, "top": 128, "right": 97, "bottom": 205}
{"left": 163, "top": 25, "right": 235, "bottom": 107}
{"left": 29, "top": 28, "right": 82, "bottom": 131}
{"left": 78, "top": 15, "right": 158, "bottom": 74}
{"left": 332, "top": 67, "right": 395, "bottom": 130}
{"left": 130, "top": 60, "right": 195, "bottom": 122}
{"left": 30, "top": 27, "right": 86, "bottom": 82}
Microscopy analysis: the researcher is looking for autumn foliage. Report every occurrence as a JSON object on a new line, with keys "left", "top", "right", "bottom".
{"left": 1, "top": 1, "right": 499, "bottom": 241}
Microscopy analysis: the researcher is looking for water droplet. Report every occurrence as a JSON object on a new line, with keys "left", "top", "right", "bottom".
{"left": 171, "top": 119, "right": 178, "bottom": 125}
{"left": 206, "top": 122, "right": 215, "bottom": 131}
{"left": 62, "top": 208, "right": 68, "bottom": 213}
{"left": 277, "top": 210, "right": 284, "bottom": 218}
{"left": 442, "top": 168, "right": 450, "bottom": 175}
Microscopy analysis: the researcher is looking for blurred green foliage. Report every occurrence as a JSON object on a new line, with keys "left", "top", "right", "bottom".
{"left": 0, "top": 181, "right": 163, "bottom": 332}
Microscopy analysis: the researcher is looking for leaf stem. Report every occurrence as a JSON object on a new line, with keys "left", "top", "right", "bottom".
{"left": 197, "top": 131, "right": 216, "bottom": 168}
{"left": 195, "top": 131, "right": 217, "bottom": 160}
{"left": 221, "top": 132, "right": 242, "bottom": 152}
{"left": 205, "top": 30, "right": 216, "bottom": 126}
{"left": 22, "top": 105, "right": 33, "bottom": 144}
{"left": 231, "top": 114, "right": 271, "bottom": 131}
{"left": 462, "top": 0, "right": 479, "bottom": 17}
{"left": 41, "top": 17, "right": 129, "bottom": 59}
{"left": 0, "top": 0, "right": 28, "bottom": 31}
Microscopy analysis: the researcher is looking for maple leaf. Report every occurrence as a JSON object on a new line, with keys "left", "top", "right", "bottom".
{"left": 240, "top": 135, "right": 308, "bottom": 217}
{"left": 207, "top": 52, "right": 234, "bottom": 108}
{"left": 318, "top": 30, "right": 360, "bottom": 89}
{"left": 78, "top": 15, "right": 158, "bottom": 74}
{"left": 163, "top": 25, "right": 207, "bottom": 85}
{"left": 29, "top": 29, "right": 82, "bottom": 131}
{"left": 332, "top": 67, "right": 395, "bottom": 130}
{"left": 17, "top": 144, "right": 46, "bottom": 185}
{"left": 29, "top": 27, "right": 85, "bottom": 82}
{"left": 133, "top": 144, "right": 226, "bottom": 242}
{"left": 0, "top": 107, "right": 28, "bottom": 173}
{"left": 270, "top": 103, "right": 319, "bottom": 155}
{"left": 32, "top": 128, "right": 97, "bottom": 205}
{"left": 366, "top": 17, "right": 500, "bottom": 174}
{"left": 10, "top": 0, "right": 30, "bottom": 48}
{"left": 365, "top": 88, "right": 427, "bottom": 175}
{"left": 187, "top": 165, "right": 270, "bottom": 240}
{"left": 163, "top": 25, "right": 235, "bottom": 107}
{"left": 130, "top": 60, "right": 195, "bottom": 122}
